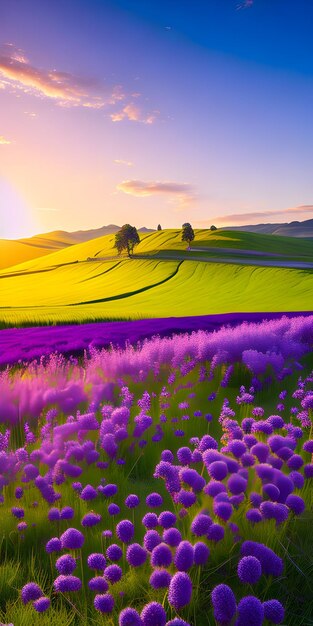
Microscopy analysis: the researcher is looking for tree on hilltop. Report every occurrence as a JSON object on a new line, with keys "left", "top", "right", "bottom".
{"left": 210, "top": 225, "right": 217, "bottom": 231}
{"left": 181, "top": 222, "right": 195, "bottom": 249}
{"left": 157, "top": 224, "right": 162, "bottom": 231}
{"left": 114, "top": 224, "right": 140, "bottom": 257}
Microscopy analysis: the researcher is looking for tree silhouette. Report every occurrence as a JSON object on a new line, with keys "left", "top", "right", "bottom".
{"left": 181, "top": 223, "right": 195, "bottom": 248}
{"left": 114, "top": 224, "right": 140, "bottom": 257}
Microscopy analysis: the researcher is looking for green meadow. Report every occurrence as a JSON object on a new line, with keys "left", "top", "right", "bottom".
{"left": 1, "top": 229, "right": 313, "bottom": 327}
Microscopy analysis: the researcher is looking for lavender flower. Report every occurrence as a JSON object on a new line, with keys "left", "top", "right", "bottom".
{"left": 263, "top": 599, "right": 285, "bottom": 624}
{"left": 33, "top": 597, "right": 51, "bottom": 613}
{"left": 194, "top": 541, "right": 210, "bottom": 565}
{"left": 151, "top": 542, "right": 172, "bottom": 567}
{"left": 53, "top": 575, "right": 82, "bottom": 592}
{"left": 104, "top": 564, "right": 122, "bottom": 583}
{"left": 21, "top": 583, "right": 42, "bottom": 604}
{"left": 126, "top": 543, "right": 147, "bottom": 567}
{"left": 162, "top": 527, "right": 182, "bottom": 547}
{"left": 141, "top": 602, "right": 166, "bottom": 626}
{"left": 149, "top": 569, "right": 171, "bottom": 589}
{"left": 106, "top": 543, "right": 123, "bottom": 561}
{"left": 87, "top": 553, "right": 106, "bottom": 570}
{"left": 82, "top": 512, "right": 102, "bottom": 527}
{"left": 55, "top": 554, "right": 77, "bottom": 575}
{"left": 88, "top": 577, "right": 109, "bottom": 592}
{"left": 119, "top": 607, "right": 142, "bottom": 626}
{"left": 174, "top": 540, "right": 194, "bottom": 571}
{"left": 94, "top": 593, "right": 114, "bottom": 613}
{"left": 236, "top": 596, "right": 264, "bottom": 626}
{"left": 45, "top": 537, "right": 62, "bottom": 553}
{"left": 211, "top": 584, "right": 237, "bottom": 625}
{"left": 116, "top": 519, "right": 134, "bottom": 544}
{"left": 237, "top": 556, "right": 262, "bottom": 584}
{"left": 60, "top": 528, "right": 84, "bottom": 550}
{"left": 146, "top": 492, "right": 163, "bottom": 508}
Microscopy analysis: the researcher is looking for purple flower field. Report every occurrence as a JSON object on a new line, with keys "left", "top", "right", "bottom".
{"left": 0, "top": 314, "right": 312, "bottom": 624}
{"left": 1, "top": 311, "right": 312, "bottom": 367}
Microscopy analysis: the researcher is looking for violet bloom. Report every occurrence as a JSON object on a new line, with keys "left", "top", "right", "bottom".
{"left": 60, "top": 528, "right": 84, "bottom": 550}
{"left": 213, "top": 501, "right": 233, "bottom": 522}
{"left": 88, "top": 577, "right": 109, "bottom": 592}
{"left": 45, "top": 537, "right": 62, "bottom": 553}
{"left": 108, "top": 503, "right": 120, "bottom": 516}
{"left": 166, "top": 620, "right": 190, "bottom": 626}
{"left": 60, "top": 506, "right": 74, "bottom": 520}
{"left": 207, "top": 523, "right": 224, "bottom": 542}
{"left": 158, "top": 510, "right": 177, "bottom": 528}
{"left": 146, "top": 492, "right": 163, "bottom": 508}
{"left": 236, "top": 596, "right": 264, "bottom": 626}
{"left": 33, "top": 597, "right": 51, "bottom": 613}
{"left": 11, "top": 507, "right": 25, "bottom": 519}
{"left": 53, "top": 575, "right": 82, "bottom": 592}
{"left": 80, "top": 484, "right": 98, "bottom": 500}
{"left": 162, "top": 527, "right": 182, "bottom": 547}
{"left": 174, "top": 541, "right": 194, "bottom": 571}
{"left": 15, "top": 487, "right": 24, "bottom": 499}
{"left": 142, "top": 512, "right": 159, "bottom": 529}
{"left": 55, "top": 554, "right": 77, "bottom": 575}
{"left": 104, "top": 564, "right": 122, "bottom": 584}
{"left": 141, "top": 602, "right": 166, "bottom": 626}
{"left": 263, "top": 599, "right": 285, "bottom": 624}
{"left": 175, "top": 489, "right": 197, "bottom": 508}
{"left": 286, "top": 494, "right": 305, "bottom": 515}
{"left": 211, "top": 584, "right": 237, "bottom": 625}
{"left": 82, "top": 512, "right": 102, "bottom": 527}
{"left": 237, "top": 556, "right": 262, "bottom": 584}
{"left": 168, "top": 572, "right": 192, "bottom": 611}
{"left": 194, "top": 542, "right": 210, "bottom": 566}
{"left": 116, "top": 519, "right": 134, "bottom": 544}
{"left": 151, "top": 542, "right": 172, "bottom": 567}
{"left": 21, "top": 582, "right": 42, "bottom": 604}
{"left": 106, "top": 543, "right": 123, "bottom": 562}
{"left": 94, "top": 593, "right": 114, "bottom": 613}
{"left": 126, "top": 543, "right": 147, "bottom": 567}
{"left": 241, "top": 541, "right": 283, "bottom": 577}
{"left": 87, "top": 553, "right": 106, "bottom": 570}
{"left": 208, "top": 461, "right": 228, "bottom": 481}
{"left": 191, "top": 513, "right": 212, "bottom": 536}
{"left": 149, "top": 569, "right": 171, "bottom": 589}
{"left": 125, "top": 494, "right": 140, "bottom": 508}
{"left": 119, "top": 607, "right": 142, "bottom": 626}
{"left": 144, "top": 530, "right": 162, "bottom": 552}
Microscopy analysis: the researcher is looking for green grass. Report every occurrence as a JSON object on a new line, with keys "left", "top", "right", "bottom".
{"left": 1, "top": 229, "right": 312, "bottom": 327}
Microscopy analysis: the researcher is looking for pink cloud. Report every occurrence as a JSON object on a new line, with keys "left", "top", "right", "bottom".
{"left": 111, "top": 103, "right": 159, "bottom": 124}
{"left": 209, "top": 204, "right": 313, "bottom": 225}
{"left": 117, "top": 179, "right": 196, "bottom": 208}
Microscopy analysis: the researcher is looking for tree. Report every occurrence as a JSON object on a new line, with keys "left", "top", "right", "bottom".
{"left": 181, "top": 222, "right": 195, "bottom": 248}
{"left": 157, "top": 224, "right": 162, "bottom": 231}
{"left": 210, "top": 225, "right": 217, "bottom": 231}
{"left": 114, "top": 224, "right": 140, "bottom": 257}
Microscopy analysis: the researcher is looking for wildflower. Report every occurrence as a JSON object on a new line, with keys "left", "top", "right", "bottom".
{"left": 168, "top": 572, "right": 192, "bottom": 610}
{"left": 106, "top": 543, "right": 123, "bottom": 561}
{"left": 87, "top": 553, "right": 106, "bottom": 570}
{"left": 94, "top": 593, "right": 115, "bottom": 613}
{"left": 119, "top": 607, "right": 142, "bottom": 625}
{"left": 263, "top": 599, "right": 285, "bottom": 624}
{"left": 82, "top": 512, "right": 102, "bottom": 527}
{"left": 125, "top": 494, "right": 140, "bottom": 508}
{"left": 88, "top": 577, "right": 108, "bottom": 592}
{"left": 60, "top": 528, "right": 84, "bottom": 550}
{"left": 53, "top": 575, "right": 82, "bottom": 592}
{"left": 104, "top": 564, "right": 122, "bottom": 583}
{"left": 126, "top": 543, "right": 147, "bottom": 567}
{"left": 174, "top": 541, "right": 194, "bottom": 571}
{"left": 33, "top": 596, "right": 51, "bottom": 612}
{"left": 45, "top": 537, "right": 62, "bottom": 553}
{"left": 55, "top": 555, "right": 77, "bottom": 575}
{"left": 193, "top": 541, "right": 210, "bottom": 565}
{"left": 236, "top": 596, "right": 264, "bottom": 626}
{"left": 237, "top": 556, "right": 262, "bottom": 584}
{"left": 151, "top": 542, "right": 172, "bottom": 567}
{"left": 116, "top": 519, "right": 134, "bottom": 544}
{"left": 163, "top": 527, "right": 182, "bottom": 547}
{"left": 141, "top": 602, "right": 166, "bottom": 626}
{"left": 211, "top": 584, "right": 237, "bottom": 625}
{"left": 21, "top": 582, "right": 42, "bottom": 604}
{"left": 149, "top": 569, "right": 171, "bottom": 589}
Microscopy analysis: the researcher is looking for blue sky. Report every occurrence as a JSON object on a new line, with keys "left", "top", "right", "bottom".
{"left": 1, "top": 0, "right": 312, "bottom": 237}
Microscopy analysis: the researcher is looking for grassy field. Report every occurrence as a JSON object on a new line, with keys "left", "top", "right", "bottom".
{"left": 1, "top": 229, "right": 312, "bottom": 327}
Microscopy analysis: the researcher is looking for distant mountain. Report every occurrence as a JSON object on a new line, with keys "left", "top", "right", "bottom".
{"left": 222, "top": 218, "right": 313, "bottom": 238}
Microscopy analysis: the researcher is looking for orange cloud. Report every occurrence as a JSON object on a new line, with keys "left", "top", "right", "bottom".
{"left": 111, "top": 102, "right": 159, "bottom": 124}
{"left": 0, "top": 135, "right": 11, "bottom": 145}
{"left": 117, "top": 179, "right": 196, "bottom": 208}
{"left": 0, "top": 43, "right": 123, "bottom": 109}
{"left": 114, "top": 159, "right": 134, "bottom": 167}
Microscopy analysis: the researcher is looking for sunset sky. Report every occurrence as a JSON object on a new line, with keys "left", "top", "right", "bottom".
{"left": 1, "top": 0, "right": 313, "bottom": 238}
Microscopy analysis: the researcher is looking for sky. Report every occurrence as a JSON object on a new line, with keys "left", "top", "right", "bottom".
{"left": 1, "top": 0, "right": 313, "bottom": 239}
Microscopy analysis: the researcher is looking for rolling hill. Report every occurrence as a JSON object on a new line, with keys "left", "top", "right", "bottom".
{"left": 0, "top": 229, "right": 313, "bottom": 327}
{"left": 223, "top": 217, "right": 313, "bottom": 237}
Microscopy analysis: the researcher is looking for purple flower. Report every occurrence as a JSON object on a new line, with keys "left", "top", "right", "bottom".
{"left": 191, "top": 513, "right": 212, "bottom": 536}
{"left": 241, "top": 541, "right": 283, "bottom": 577}
{"left": 33, "top": 596, "right": 51, "bottom": 612}
{"left": 55, "top": 554, "right": 77, "bottom": 575}
{"left": 213, "top": 501, "right": 233, "bottom": 522}
{"left": 142, "top": 512, "right": 159, "bottom": 529}
{"left": 227, "top": 474, "right": 247, "bottom": 495}
{"left": 162, "top": 527, "right": 182, "bottom": 547}
{"left": 15, "top": 487, "right": 24, "bottom": 499}
{"left": 82, "top": 512, "right": 102, "bottom": 527}
{"left": 149, "top": 569, "right": 171, "bottom": 589}
{"left": 87, "top": 553, "right": 106, "bottom": 570}
{"left": 289, "top": 471, "right": 304, "bottom": 489}
{"left": 208, "top": 461, "right": 228, "bottom": 481}
{"left": 237, "top": 596, "right": 264, "bottom": 626}
{"left": 246, "top": 509, "right": 262, "bottom": 524}
{"left": 106, "top": 543, "right": 123, "bottom": 561}
{"left": 177, "top": 447, "right": 193, "bottom": 465}
{"left": 168, "top": 572, "right": 192, "bottom": 611}
{"left": 80, "top": 484, "right": 98, "bottom": 500}
{"left": 146, "top": 492, "right": 163, "bottom": 508}
{"left": 21, "top": 582, "right": 42, "bottom": 604}
{"left": 60, "top": 506, "right": 74, "bottom": 520}
{"left": 211, "top": 584, "right": 237, "bottom": 625}
{"left": 303, "top": 440, "right": 313, "bottom": 453}
{"left": 175, "top": 489, "right": 196, "bottom": 508}
{"left": 158, "top": 510, "right": 177, "bottom": 529}
{"left": 174, "top": 540, "right": 194, "bottom": 571}
{"left": 11, "top": 507, "right": 25, "bottom": 519}
{"left": 125, "top": 494, "right": 140, "bottom": 508}
{"left": 151, "top": 542, "right": 172, "bottom": 567}
{"left": 263, "top": 599, "right": 285, "bottom": 624}
{"left": 166, "top": 620, "right": 190, "bottom": 626}
{"left": 144, "top": 530, "right": 162, "bottom": 552}
{"left": 119, "top": 607, "right": 142, "bottom": 626}
{"left": 286, "top": 494, "right": 305, "bottom": 515}
{"left": 108, "top": 503, "right": 120, "bottom": 516}
{"left": 88, "top": 577, "right": 109, "bottom": 592}
{"left": 53, "top": 575, "right": 82, "bottom": 592}
{"left": 193, "top": 541, "right": 210, "bottom": 566}
{"left": 102, "top": 483, "right": 118, "bottom": 497}
{"left": 126, "top": 543, "right": 147, "bottom": 567}
{"left": 45, "top": 537, "right": 62, "bottom": 553}
{"left": 94, "top": 593, "right": 114, "bottom": 613}
{"left": 104, "top": 564, "right": 122, "bottom": 583}
{"left": 116, "top": 519, "right": 134, "bottom": 544}
{"left": 207, "top": 523, "right": 224, "bottom": 542}
{"left": 160, "top": 449, "right": 174, "bottom": 462}
{"left": 60, "top": 528, "right": 85, "bottom": 550}
{"left": 237, "top": 556, "right": 262, "bottom": 584}
{"left": 204, "top": 481, "right": 227, "bottom": 497}
{"left": 141, "top": 602, "right": 166, "bottom": 626}
{"left": 304, "top": 463, "right": 313, "bottom": 478}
